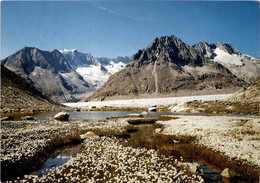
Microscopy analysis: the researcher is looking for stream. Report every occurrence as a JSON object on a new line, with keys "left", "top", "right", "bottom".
{"left": 33, "top": 123, "right": 226, "bottom": 182}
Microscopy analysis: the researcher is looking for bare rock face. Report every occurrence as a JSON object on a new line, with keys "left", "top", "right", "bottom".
{"left": 228, "top": 79, "right": 260, "bottom": 103}
{"left": 88, "top": 35, "right": 246, "bottom": 101}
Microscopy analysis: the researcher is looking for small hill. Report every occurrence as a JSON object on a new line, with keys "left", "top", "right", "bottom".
{"left": 228, "top": 79, "right": 260, "bottom": 103}
{"left": 1, "top": 65, "right": 63, "bottom": 113}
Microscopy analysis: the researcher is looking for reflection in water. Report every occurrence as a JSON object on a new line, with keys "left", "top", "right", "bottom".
{"left": 32, "top": 144, "right": 82, "bottom": 177}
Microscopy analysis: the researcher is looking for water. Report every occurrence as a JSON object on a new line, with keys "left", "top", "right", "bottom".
{"left": 3, "top": 110, "right": 251, "bottom": 121}
{"left": 35, "top": 124, "right": 224, "bottom": 182}
{"left": 32, "top": 144, "right": 82, "bottom": 177}
{"left": 5, "top": 111, "right": 141, "bottom": 121}
{"left": 126, "top": 124, "right": 224, "bottom": 182}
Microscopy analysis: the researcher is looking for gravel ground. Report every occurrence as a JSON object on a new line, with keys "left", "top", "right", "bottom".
{"left": 157, "top": 115, "right": 260, "bottom": 167}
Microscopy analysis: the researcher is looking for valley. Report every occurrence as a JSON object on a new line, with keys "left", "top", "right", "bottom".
{"left": 1, "top": 35, "right": 260, "bottom": 183}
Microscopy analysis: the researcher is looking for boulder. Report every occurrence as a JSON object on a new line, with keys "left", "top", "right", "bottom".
{"left": 22, "top": 116, "right": 36, "bottom": 120}
{"left": 177, "top": 162, "right": 203, "bottom": 175}
{"left": 155, "top": 128, "right": 162, "bottom": 134}
{"left": 148, "top": 107, "right": 157, "bottom": 112}
{"left": 54, "top": 112, "right": 70, "bottom": 121}
{"left": 221, "top": 168, "right": 237, "bottom": 178}
{"left": 74, "top": 108, "right": 81, "bottom": 112}
{"left": 1, "top": 116, "right": 14, "bottom": 121}
{"left": 80, "top": 131, "right": 98, "bottom": 139}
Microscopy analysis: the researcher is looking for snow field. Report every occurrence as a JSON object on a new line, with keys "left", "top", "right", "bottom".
{"left": 64, "top": 94, "right": 231, "bottom": 108}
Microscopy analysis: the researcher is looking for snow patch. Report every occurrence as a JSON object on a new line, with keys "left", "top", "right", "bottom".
{"left": 212, "top": 48, "right": 243, "bottom": 66}
{"left": 59, "top": 49, "right": 77, "bottom": 53}
{"left": 104, "top": 61, "right": 126, "bottom": 74}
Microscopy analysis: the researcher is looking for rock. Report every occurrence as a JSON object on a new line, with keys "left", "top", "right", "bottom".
{"left": 80, "top": 131, "right": 98, "bottom": 139}
{"left": 74, "top": 108, "right": 81, "bottom": 112}
{"left": 22, "top": 116, "right": 36, "bottom": 120}
{"left": 155, "top": 128, "right": 162, "bottom": 134}
{"left": 148, "top": 107, "right": 157, "bottom": 112}
{"left": 1, "top": 116, "right": 14, "bottom": 121}
{"left": 221, "top": 168, "right": 237, "bottom": 178}
{"left": 177, "top": 162, "right": 203, "bottom": 175}
{"left": 54, "top": 112, "right": 70, "bottom": 121}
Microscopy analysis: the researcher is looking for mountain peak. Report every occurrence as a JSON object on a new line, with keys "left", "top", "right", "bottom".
{"left": 131, "top": 34, "right": 203, "bottom": 67}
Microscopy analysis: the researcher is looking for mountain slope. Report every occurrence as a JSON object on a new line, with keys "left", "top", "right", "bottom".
{"left": 87, "top": 35, "right": 246, "bottom": 101}
{"left": 1, "top": 65, "right": 62, "bottom": 112}
{"left": 1, "top": 47, "right": 92, "bottom": 102}
{"left": 193, "top": 42, "right": 260, "bottom": 83}
{"left": 228, "top": 79, "right": 260, "bottom": 103}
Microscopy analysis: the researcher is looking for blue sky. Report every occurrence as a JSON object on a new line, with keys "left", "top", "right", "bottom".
{"left": 1, "top": 1, "right": 259, "bottom": 59}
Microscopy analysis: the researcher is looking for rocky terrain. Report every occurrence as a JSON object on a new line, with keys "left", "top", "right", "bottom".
{"left": 2, "top": 113, "right": 259, "bottom": 182}
{"left": 88, "top": 35, "right": 259, "bottom": 101}
{"left": 228, "top": 78, "right": 260, "bottom": 103}
{"left": 1, "top": 65, "right": 63, "bottom": 113}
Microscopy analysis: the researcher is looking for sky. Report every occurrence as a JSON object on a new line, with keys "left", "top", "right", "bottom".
{"left": 1, "top": 1, "right": 259, "bottom": 59}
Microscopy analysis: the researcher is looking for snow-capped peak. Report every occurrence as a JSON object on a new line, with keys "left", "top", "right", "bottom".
{"left": 59, "top": 49, "right": 77, "bottom": 53}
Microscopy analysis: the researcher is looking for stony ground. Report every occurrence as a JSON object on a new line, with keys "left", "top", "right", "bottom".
{"left": 1, "top": 119, "right": 204, "bottom": 182}
{"left": 171, "top": 100, "right": 260, "bottom": 115}
{"left": 2, "top": 114, "right": 259, "bottom": 182}
{"left": 157, "top": 115, "right": 260, "bottom": 181}
{"left": 1, "top": 65, "right": 66, "bottom": 114}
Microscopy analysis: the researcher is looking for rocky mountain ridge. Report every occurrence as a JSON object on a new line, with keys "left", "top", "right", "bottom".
{"left": 88, "top": 35, "right": 259, "bottom": 101}
{"left": 1, "top": 47, "right": 91, "bottom": 102}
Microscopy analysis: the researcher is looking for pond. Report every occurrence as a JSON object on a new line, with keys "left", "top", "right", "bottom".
{"left": 32, "top": 144, "right": 82, "bottom": 177}
{"left": 4, "top": 110, "right": 251, "bottom": 121}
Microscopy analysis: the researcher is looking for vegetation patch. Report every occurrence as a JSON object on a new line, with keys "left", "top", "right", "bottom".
{"left": 127, "top": 118, "right": 157, "bottom": 125}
